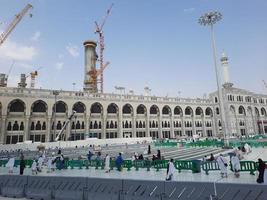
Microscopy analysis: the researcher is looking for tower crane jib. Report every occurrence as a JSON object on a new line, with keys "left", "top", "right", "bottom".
{"left": 0, "top": 4, "right": 33, "bottom": 46}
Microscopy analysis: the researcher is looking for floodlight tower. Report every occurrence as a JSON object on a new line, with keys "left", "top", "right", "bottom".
{"left": 198, "top": 11, "right": 229, "bottom": 147}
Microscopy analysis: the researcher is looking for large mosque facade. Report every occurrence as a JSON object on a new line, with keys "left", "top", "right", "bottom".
{"left": 0, "top": 41, "right": 266, "bottom": 145}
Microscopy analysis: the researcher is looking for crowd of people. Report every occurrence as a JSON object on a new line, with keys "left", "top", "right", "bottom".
{"left": 2, "top": 143, "right": 267, "bottom": 184}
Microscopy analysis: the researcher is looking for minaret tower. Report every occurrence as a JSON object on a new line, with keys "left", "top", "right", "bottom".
{"left": 220, "top": 51, "right": 233, "bottom": 88}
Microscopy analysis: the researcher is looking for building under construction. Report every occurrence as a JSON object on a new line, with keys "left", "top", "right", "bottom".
{"left": 0, "top": 4, "right": 267, "bottom": 144}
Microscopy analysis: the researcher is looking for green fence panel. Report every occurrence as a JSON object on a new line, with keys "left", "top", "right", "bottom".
{"left": 69, "top": 160, "right": 83, "bottom": 169}
{"left": 174, "top": 160, "right": 195, "bottom": 173}
{"left": 202, "top": 161, "right": 220, "bottom": 175}
{"left": 154, "top": 160, "right": 168, "bottom": 171}
{"left": 123, "top": 160, "right": 132, "bottom": 171}
{"left": 230, "top": 161, "right": 256, "bottom": 175}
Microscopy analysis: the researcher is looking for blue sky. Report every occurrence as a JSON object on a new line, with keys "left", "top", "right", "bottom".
{"left": 0, "top": 0, "right": 266, "bottom": 98}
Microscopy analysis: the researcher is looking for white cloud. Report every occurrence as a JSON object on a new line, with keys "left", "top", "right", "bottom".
{"left": 183, "top": 8, "right": 195, "bottom": 13}
{"left": 55, "top": 62, "right": 64, "bottom": 70}
{"left": 58, "top": 54, "right": 64, "bottom": 59}
{"left": 31, "top": 31, "right": 41, "bottom": 41}
{"left": 0, "top": 40, "right": 37, "bottom": 61}
{"left": 66, "top": 44, "right": 79, "bottom": 57}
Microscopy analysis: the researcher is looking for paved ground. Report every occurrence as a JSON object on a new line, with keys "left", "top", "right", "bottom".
{"left": 0, "top": 147, "right": 266, "bottom": 199}
{"left": 0, "top": 147, "right": 266, "bottom": 185}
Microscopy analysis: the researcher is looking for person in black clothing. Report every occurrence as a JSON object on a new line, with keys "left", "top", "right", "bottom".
{"left": 148, "top": 145, "right": 151, "bottom": 155}
{"left": 157, "top": 150, "right": 161, "bottom": 160}
{"left": 257, "top": 158, "right": 266, "bottom": 183}
{"left": 138, "top": 154, "right": 144, "bottom": 160}
{"left": 19, "top": 153, "right": 26, "bottom": 175}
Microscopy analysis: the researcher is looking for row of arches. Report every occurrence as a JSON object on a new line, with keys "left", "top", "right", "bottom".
{"left": 5, "top": 99, "right": 215, "bottom": 116}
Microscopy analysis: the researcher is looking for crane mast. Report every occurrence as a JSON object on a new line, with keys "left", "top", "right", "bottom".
{"left": 0, "top": 4, "right": 33, "bottom": 45}
{"left": 95, "top": 3, "right": 113, "bottom": 93}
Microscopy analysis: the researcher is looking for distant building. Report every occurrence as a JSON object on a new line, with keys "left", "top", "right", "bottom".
{"left": 0, "top": 43, "right": 266, "bottom": 144}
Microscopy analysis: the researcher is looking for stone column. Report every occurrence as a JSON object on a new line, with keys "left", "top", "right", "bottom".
{"left": 159, "top": 116, "right": 163, "bottom": 139}
{"left": 0, "top": 116, "right": 6, "bottom": 144}
{"left": 133, "top": 114, "right": 136, "bottom": 138}
{"left": 102, "top": 114, "right": 106, "bottom": 139}
{"left": 24, "top": 116, "right": 30, "bottom": 141}
{"left": 192, "top": 116, "right": 195, "bottom": 136}
{"left": 181, "top": 116, "right": 185, "bottom": 137}
{"left": 170, "top": 115, "right": 174, "bottom": 138}
{"left": 146, "top": 114, "right": 150, "bottom": 137}
{"left": 46, "top": 116, "right": 51, "bottom": 142}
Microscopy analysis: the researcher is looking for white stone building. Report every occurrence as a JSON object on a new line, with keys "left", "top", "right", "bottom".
{"left": 0, "top": 42, "right": 266, "bottom": 144}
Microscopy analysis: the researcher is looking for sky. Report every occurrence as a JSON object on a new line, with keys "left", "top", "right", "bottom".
{"left": 0, "top": 0, "right": 266, "bottom": 98}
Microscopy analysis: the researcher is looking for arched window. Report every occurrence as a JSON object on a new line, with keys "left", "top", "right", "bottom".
{"left": 32, "top": 101, "right": 47, "bottom": 112}
{"left": 81, "top": 122, "right": 85, "bottom": 129}
{"left": 54, "top": 101, "right": 67, "bottom": 113}
{"left": 110, "top": 121, "right": 114, "bottom": 129}
{"left": 152, "top": 121, "right": 155, "bottom": 128}
{"left": 174, "top": 106, "right": 182, "bottom": 115}
{"left": 91, "top": 103, "right": 102, "bottom": 114}
{"left": 13, "top": 121, "right": 19, "bottom": 131}
{"left": 125, "top": 121, "right": 129, "bottom": 128}
{"left": 9, "top": 100, "right": 25, "bottom": 112}
{"left": 185, "top": 107, "right": 193, "bottom": 116}
{"left": 7, "top": 122, "right": 12, "bottom": 131}
{"left": 261, "top": 108, "right": 266, "bottom": 116}
{"left": 106, "top": 121, "right": 110, "bottom": 129}
{"left": 195, "top": 107, "right": 203, "bottom": 116}
{"left": 31, "top": 122, "right": 35, "bottom": 130}
{"left": 215, "top": 97, "right": 218, "bottom": 103}
{"left": 90, "top": 122, "right": 93, "bottom": 129}
{"left": 36, "top": 121, "right": 41, "bottom": 130}
{"left": 107, "top": 103, "right": 118, "bottom": 114}
{"left": 239, "top": 106, "right": 246, "bottom": 115}
{"left": 114, "top": 121, "right": 117, "bottom": 128}
{"left": 71, "top": 122, "right": 75, "bottom": 129}
{"left": 150, "top": 105, "right": 159, "bottom": 115}
{"left": 42, "top": 122, "right": 46, "bottom": 130}
{"left": 137, "top": 105, "right": 146, "bottom": 114}
{"left": 73, "top": 102, "right": 85, "bottom": 113}
{"left": 139, "top": 121, "right": 142, "bottom": 128}
{"left": 205, "top": 107, "right": 213, "bottom": 116}
{"left": 162, "top": 106, "right": 170, "bottom": 115}
{"left": 92, "top": 121, "right": 97, "bottom": 129}
{"left": 123, "top": 104, "right": 132, "bottom": 114}
{"left": 99, "top": 122, "right": 102, "bottom": 129}
{"left": 76, "top": 121, "right": 81, "bottom": 129}
{"left": 143, "top": 121, "right": 145, "bottom": 128}
{"left": 20, "top": 122, "right": 24, "bottom": 130}
{"left": 57, "top": 121, "right": 62, "bottom": 130}
{"left": 216, "top": 107, "right": 220, "bottom": 115}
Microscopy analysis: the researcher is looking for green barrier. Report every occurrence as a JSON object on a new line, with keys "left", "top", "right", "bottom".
{"left": 230, "top": 161, "right": 256, "bottom": 175}
{"left": 90, "top": 159, "right": 104, "bottom": 169}
{"left": 69, "top": 160, "right": 83, "bottom": 169}
{"left": 202, "top": 161, "right": 220, "bottom": 175}
{"left": 25, "top": 160, "right": 33, "bottom": 168}
{"left": 110, "top": 160, "right": 116, "bottom": 170}
{"left": 123, "top": 160, "right": 132, "bottom": 171}
{"left": 154, "top": 160, "right": 168, "bottom": 171}
{"left": 0, "top": 160, "right": 8, "bottom": 167}
{"left": 174, "top": 160, "right": 199, "bottom": 173}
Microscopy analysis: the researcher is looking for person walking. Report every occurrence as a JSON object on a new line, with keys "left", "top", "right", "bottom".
{"left": 166, "top": 159, "right": 175, "bottom": 181}
{"left": 148, "top": 145, "right": 151, "bottom": 155}
{"left": 115, "top": 153, "right": 124, "bottom": 171}
{"left": 257, "top": 158, "right": 266, "bottom": 183}
{"left": 231, "top": 153, "right": 240, "bottom": 178}
{"left": 157, "top": 150, "right": 161, "bottom": 160}
{"left": 105, "top": 154, "right": 110, "bottom": 173}
{"left": 216, "top": 154, "right": 228, "bottom": 178}
{"left": 6, "top": 157, "right": 15, "bottom": 174}
{"left": 19, "top": 153, "right": 26, "bottom": 175}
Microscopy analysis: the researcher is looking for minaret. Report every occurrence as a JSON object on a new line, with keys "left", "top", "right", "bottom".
{"left": 220, "top": 51, "right": 233, "bottom": 88}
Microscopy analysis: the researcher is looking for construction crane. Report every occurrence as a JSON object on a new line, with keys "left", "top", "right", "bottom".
{"left": 25, "top": 67, "right": 43, "bottom": 89}
{"left": 55, "top": 111, "right": 76, "bottom": 142}
{"left": 0, "top": 4, "right": 33, "bottom": 46}
{"left": 95, "top": 3, "right": 113, "bottom": 93}
{"left": 0, "top": 60, "right": 15, "bottom": 87}
{"left": 88, "top": 62, "right": 110, "bottom": 93}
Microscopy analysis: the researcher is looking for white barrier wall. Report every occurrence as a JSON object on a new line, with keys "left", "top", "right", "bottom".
{"left": 0, "top": 137, "right": 153, "bottom": 151}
